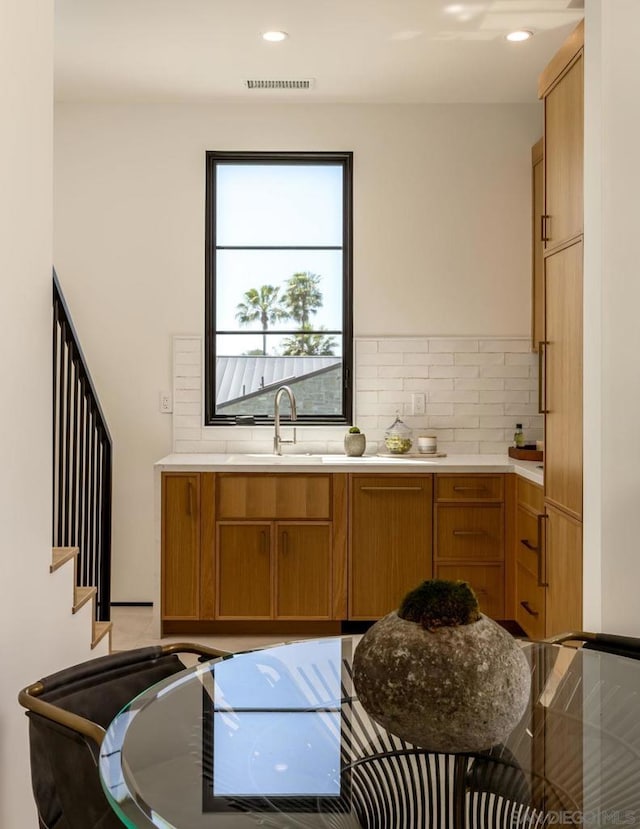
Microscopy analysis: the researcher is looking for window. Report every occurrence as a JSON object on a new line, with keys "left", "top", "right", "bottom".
{"left": 205, "top": 151, "right": 353, "bottom": 425}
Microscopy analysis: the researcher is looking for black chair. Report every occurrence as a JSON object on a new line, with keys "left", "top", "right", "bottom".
{"left": 18, "top": 642, "right": 229, "bottom": 829}
{"left": 546, "top": 630, "right": 640, "bottom": 660}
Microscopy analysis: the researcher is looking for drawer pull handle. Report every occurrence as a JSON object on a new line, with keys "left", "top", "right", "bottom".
{"left": 360, "top": 486, "right": 422, "bottom": 492}
{"left": 453, "top": 530, "right": 486, "bottom": 537}
{"left": 541, "top": 214, "right": 551, "bottom": 243}
{"left": 520, "top": 600, "right": 539, "bottom": 618}
{"left": 538, "top": 514, "right": 549, "bottom": 587}
{"left": 538, "top": 342, "right": 549, "bottom": 414}
{"left": 520, "top": 538, "right": 540, "bottom": 553}
{"left": 453, "top": 486, "right": 487, "bottom": 492}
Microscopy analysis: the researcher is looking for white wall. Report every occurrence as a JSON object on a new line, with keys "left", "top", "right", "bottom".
{"left": 584, "top": 0, "right": 640, "bottom": 635}
{"left": 0, "top": 2, "right": 103, "bottom": 825}
{"left": 54, "top": 102, "right": 541, "bottom": 601}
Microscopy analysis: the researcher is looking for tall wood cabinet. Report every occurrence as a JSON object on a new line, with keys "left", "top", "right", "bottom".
{"left": 538, "top": 19, "right": 584, "bottom": 634}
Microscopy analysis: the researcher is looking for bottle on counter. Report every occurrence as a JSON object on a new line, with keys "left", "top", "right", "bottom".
{"left": 513, "top": 423, "right": 525, "bottom": 448}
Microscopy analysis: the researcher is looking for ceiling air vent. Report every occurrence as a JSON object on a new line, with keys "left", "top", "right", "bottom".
{"left": 245, "top": 79, "right": 315, "bottom": 91}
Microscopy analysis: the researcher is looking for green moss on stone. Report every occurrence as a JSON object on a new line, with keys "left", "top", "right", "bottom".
{"left": 348, "top": 426, "right": 361, "bottom": 433}
{"left": 398, "top": 579, "right": 480, "bottom": 629}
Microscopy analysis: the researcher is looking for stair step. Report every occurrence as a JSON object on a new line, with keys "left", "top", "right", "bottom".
{"left": 50, "top": 546, "right": 79, "bottom": 573}
{"left": 92, "top": 621, "right": 112, "bottom": 650}
{"left": 73, "top": 585, "right": 96, "bottom": 614}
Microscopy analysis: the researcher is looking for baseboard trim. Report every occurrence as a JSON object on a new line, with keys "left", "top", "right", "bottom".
{"left": 111, "top": 602, "right": 153, "bottom": 607}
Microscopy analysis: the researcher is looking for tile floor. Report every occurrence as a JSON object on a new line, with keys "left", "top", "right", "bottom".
{"left": 110, "top": 605, "right": 332, "bottom": 654}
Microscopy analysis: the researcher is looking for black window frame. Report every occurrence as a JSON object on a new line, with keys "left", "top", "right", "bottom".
{"left": 204, "top": 150, "right": 353, "bottom": 426}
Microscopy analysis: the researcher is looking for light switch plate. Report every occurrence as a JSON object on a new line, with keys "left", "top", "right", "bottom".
{"left": 159, "top": 391, "right": 173, "bottom": 413}
{"left": 411, "top": 393, "right": 426, "bottom": 415}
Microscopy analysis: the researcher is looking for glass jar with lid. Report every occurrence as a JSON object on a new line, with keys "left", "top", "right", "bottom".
{"left": 384, "top": 413, "right": 413, "bottom": 454}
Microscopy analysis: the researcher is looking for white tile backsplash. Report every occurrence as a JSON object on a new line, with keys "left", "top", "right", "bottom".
{"left": 171, "top": 335, "right": 543, "bottom": 455}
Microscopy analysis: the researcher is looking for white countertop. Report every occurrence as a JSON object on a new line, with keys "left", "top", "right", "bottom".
{"left": 155, "top": 452, "right": 544, "bottom": 486}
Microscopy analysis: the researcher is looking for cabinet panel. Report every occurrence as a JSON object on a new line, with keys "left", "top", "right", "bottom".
{"left": 350, "top": 476, "right": 432, "bottom": 620}
{"left": 544, "top": 505, "right": 582, "bottom": 637}
{"left": 544, "top": 241, "right": 583, "bottom": 517}
{"left": 217, "top": 524, "right": 271, "bottom": 618}
{"left": 435, "top": 505, "right": 504, "bottom": 561}
{"left": 217, "top": 474, "right": 331, "bottom": 520}
{"left": 275, "top": 524, "right": 331, "bottom": 619}
{"left": 516, "top": 563, "right": 546, "bottom": 640}
{"left": 436, "top": 564, "right": 504, "bottom": 619}
{"left": 162, "top": 474, "right": 200, "bottom": 619}
{"left": 544, "top": 54, "right": 583, "bottom": 249}
{"left": 436, "top": 475, "right": 503, "bottom": 503}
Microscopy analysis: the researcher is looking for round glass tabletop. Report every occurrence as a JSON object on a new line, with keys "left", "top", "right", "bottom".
{"left": 99, "top": 637, "right": 640, "bottom": 828}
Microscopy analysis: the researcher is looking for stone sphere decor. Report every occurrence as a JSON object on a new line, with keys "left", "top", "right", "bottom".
{"left": 352, "top": 580, "right": 531, "bottom": 754}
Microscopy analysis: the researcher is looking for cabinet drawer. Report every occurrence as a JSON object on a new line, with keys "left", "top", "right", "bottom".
{"left": 436, "top": 564, "right": 504, "bottom": 619}
{"left": 217, "top": 474, "right": 331, "bottom": 519}
{"left": 516, "top": 563, "right": 546, "bottom": 640}
{"left": 517, "top": 477, "right": 544, "bottom": 514}
{"left": 436, "top": 475, "right": 503, "bottom": 502}
{"left": 516, "top": 506, "right": 543, "bottom": 577}
{"left": 435, "top": 505, "right": 504, "bottom": 561}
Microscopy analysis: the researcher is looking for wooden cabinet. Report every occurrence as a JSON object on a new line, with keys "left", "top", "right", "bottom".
{"left": 544, "top": 240, "right": 583, "bottom": 519}
{"left": 531, "top": 138, "right": 544, "bottom": 351}
{"left": 515, "top": 478, "right": 546, "bottom": 638}
{"left": 537, "top": 19, "right": 584, "bottom": 635}
{"left": 541, "top": 47, "right": 583, "bottom": 252}
{"left": 434, "top": 474, "right": 506, "bottom": 619}
{"left": 161, "top": 473, "right": 200, "bottom": 620}
{"left": 349, "top": 476, "right": 432, "bottom": 620}
{"left": 275, "top": 524, "right": 332, "bottom": 619}
{"left": 162, "top": 472, "right": 345, "bottom": 630}
{"left": 216, "top": 520, "right": 332, "bottom": 620}
{"left": 544, "top": 504, "right": 582, "bottom": 635}
{"left": 217, "top": 524, "right": 271, "bottom": 618}
{"left": 515, "top": 477, "right": 582, "bottom": 638}
{"left": 216, "top": 475, "right": 335, "bottom": 621}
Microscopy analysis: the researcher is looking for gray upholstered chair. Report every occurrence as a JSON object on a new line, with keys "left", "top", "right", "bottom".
{"left": 19, "top": 642, "right": 228, "bottom": 829}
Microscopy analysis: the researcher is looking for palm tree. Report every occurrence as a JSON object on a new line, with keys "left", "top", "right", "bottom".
{"left": 282, "top": 325, "right": 337, "bottom": 356}
{"left": 282, "top": 271, "right": 323, "bottom": 327}
{"left": 235, "top": 285, "right": 287, "bottom": 355}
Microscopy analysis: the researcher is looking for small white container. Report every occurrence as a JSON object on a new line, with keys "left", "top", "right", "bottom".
{"left": 418, "top": 435, "right": 437, "bottom": 454}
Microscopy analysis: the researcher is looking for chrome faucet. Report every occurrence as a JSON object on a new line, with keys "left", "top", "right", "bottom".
{"left": 273, "top": 385, "right": 297, "bottom": 455}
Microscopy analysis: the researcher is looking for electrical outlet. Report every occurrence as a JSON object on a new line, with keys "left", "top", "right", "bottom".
{"left": 159, "top": 391, "right": 173, "bottom": 413}
{"left": 411, "top": 393, "right": 426, "bottom": 415}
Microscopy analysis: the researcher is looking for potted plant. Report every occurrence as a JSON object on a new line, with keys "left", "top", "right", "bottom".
{"left": 353, "top": 579, "right": 530, "bottom": 753}
{"left": 344, "top": 426, "right": 366, "bottom": 457}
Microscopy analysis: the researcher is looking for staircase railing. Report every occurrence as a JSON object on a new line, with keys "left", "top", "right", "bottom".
{"left": 53, "top": 269, "right": 112, "bottom": 622}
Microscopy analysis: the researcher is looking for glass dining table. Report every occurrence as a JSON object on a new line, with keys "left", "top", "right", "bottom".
{"left": 99, "top": 636, "right": 640, "bottom": 828}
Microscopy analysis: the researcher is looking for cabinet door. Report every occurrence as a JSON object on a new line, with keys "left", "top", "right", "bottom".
{"left": 544, "top": 53, "right": 583, "bottom": 249}
{"left": 217, "top": 524, "right": 271, "bottom": 618}
{"left": 544, "top": 240, "right": 583, "bottom": 518}
{"left": 275, "top": 524, "right": 331, "bottom": 619}
{"left": 162, "top": 474, "right": 200, "bottom": 619}
{"left": 544, "top": 505, "right": 582, "bottom": 637}
{"left": 532, "top": 139, "right": 544, "bottom": 350}
{"left": 350, "top": 476, "right": 432, "bottom": 620}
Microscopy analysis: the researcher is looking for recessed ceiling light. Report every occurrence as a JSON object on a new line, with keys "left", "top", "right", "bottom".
{"left": 506, "top": 30, "right": 533, "bottom": 42}
{"left": 262, "top": 31, "right": 288, "bottom": 43}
